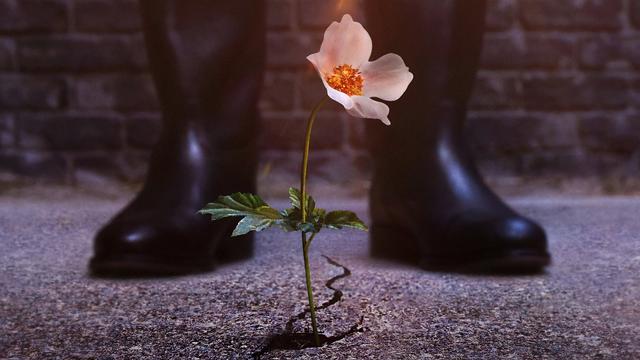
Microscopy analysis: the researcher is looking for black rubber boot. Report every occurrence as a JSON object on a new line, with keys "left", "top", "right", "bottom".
{"left": 364, "top": 0, "right": 551, "bottom": 273}
{"left": 90, "top": 0, "right": 265, "bottom": 277}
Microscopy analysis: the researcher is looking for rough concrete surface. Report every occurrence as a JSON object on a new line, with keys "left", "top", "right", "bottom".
{"left": 1, "top": 187, "right": 639, "bottom": 359}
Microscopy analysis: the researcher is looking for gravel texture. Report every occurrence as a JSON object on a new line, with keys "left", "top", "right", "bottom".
{"left": 1, "top": 188, "right": 639, "bottom": 359}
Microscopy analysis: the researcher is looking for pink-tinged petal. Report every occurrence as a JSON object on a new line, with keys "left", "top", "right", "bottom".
{"left": 347, "top": 96, "right": 391, "bottom": 125}
{"left": 321, "top": 78, "right": 354, "bottom": 110}
{"left": 309, "top": 53, "right": 355, "bottom": 109}
{"left": 361, "top": 53, "right": 414, "bottom": 101}
{"left": 306, "top": 52, "right": 330, "bottom": 78}
{"left": 316, "top": 14, "right": 372, "bottom": 70}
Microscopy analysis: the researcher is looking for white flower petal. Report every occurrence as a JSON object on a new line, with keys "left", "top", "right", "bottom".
{"left": 306, "top": 52, "right": 329, "bottom": 78}
{"left": 361, "top": 53, "right": 414, "bottom": 101}
{"left": 308, "top": 53, "right": 355, "bottom": 110}
{"left": 306, "top": 14, "right": 411, "bottom": 127}
{"left": 313, "top": 14, "right": 372, "bottom": 71}
{"left": 347, "top": 96, "right": 391, "bottom": 125}
{"left": 321, "top": 77, "right": 354, "bottom": 109}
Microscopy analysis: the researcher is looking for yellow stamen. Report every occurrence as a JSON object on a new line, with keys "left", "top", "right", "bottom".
{"left": 325, "top": 64, "right": 364, "bottom": 96}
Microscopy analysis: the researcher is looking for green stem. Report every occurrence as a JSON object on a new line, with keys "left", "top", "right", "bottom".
{"left": 301, "top": 96, "right": 328, "bottom": 222}
{"left": 300, "top": 96, "right": 327, "bottom": 347}
{"left": 301, "top": 232, "right": 318, "bottom": 345}
{"left": 304, "top": 232, "right": 316, "bottom": 253}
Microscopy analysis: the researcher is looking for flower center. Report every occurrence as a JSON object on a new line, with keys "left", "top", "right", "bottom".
{"left": 325, "top": 64, "right": 364, "bottom": 96}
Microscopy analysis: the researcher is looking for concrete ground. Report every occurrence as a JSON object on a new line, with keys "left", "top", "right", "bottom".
{"left": 1, "top": 186, "right": 639, "bottom": 359}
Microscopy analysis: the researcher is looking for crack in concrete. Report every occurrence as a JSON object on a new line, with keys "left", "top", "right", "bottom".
{"left": 253, "top": 255, "right": 364, "bottom": 359}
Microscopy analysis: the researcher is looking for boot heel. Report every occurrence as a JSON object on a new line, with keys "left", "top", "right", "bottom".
{"left": 215, "top": 232, "right": 254, "bottom": 263}
{"left": 370, "top": 224, "right": 420, "bottom": 263}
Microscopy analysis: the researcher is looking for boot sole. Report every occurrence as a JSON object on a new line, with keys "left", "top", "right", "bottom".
{"left": 370, "top": 225, "right": 550, "bottom": 274}
{"left": 89, "top": 233, "right": 254, "bottom": 278}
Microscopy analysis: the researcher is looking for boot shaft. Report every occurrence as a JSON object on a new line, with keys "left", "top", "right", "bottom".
{"left": 139, "top": 0, "right": 265, "bottom": 146}
{"left": 364, "top": 0, "right": 487, "bottom": 149}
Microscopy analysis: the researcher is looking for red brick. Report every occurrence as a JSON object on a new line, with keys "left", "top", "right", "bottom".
{"left": 125, "top": 115, "right": 161, "bottom": 149}
{"left": 267, "top": 0, "right": 293, "bottom": 30}
{"left": 0, "top": 0, "right": 68, "bottom": 34}
{"left": 297, "top": 0, "right": 363, "bottom": 30}
{"left": 72, "top": 154, "right": 135, "bottom": 182}
{"left": 519, "top": 0, "right": 622, "bottom": 31}
{"left": 74, "top": 75, "right": 159, "bottom": 111}
{"left": 520, "top": 150, "right": 599, "bottom": 175}
{"left": 18, "top": 35, "right": 147, "bottom": 72}
{"left": 348, "top": 119, "right": 366, "bottom": 150}
{"left": 267, "top": 33, "right": 320, "bottom": 68}
{"left": 486, "top": 0, "right": 515, "bottom": 31}
{"left": 631, "top": 0, "right": 640, "bottom": 29}
{"left": 467, "top": 114, "right": 578, "bottom": 152}
{"left": 579, "top": 36, "right": 640, "bottom": 70}
{"left": 522, "top": 76, "right": 629, "bottom": 111}
{"left": 578, "top": 115, "right": 640, "bottom": 153}
{"left": 260, "top": 112, "right": 344, "bottom": 151}
{"left": 0, "top": 75, "right": 66, "bottom": 110}
{"left": 579, "top": 36, "right": 619, "bottom": 69}
{"left": 18, "top": 114, "right": 122, "bottom": 150}
{"left": 260, "top": 72, "right": 296, "bottom": 111}
{"left": 0, "top": 39, "right": 14, "bottom": 70}
{"left": 0, "top": 151, "right": 67, "bottom": 179}
{"left": 470, "top": 76, "right": 521, "bottom": 110}
{"left": 0, "top": 114, "right": 14, "bottom": 148}
{"left": 481, "top": 34, "right": 574, "bottom": 69}
{"left": 75, "top": 0, "right": 141, "bottom": 33}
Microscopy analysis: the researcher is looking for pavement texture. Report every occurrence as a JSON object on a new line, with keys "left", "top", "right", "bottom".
{"left": 1, "top": 187, "right": 639, "bottom": 359}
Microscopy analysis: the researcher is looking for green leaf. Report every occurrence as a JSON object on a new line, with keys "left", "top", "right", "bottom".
{"left": 288, "top": 187, "right": 302, "bottom": 208}
{"left": 281, "top": 207, "right": 321, "bottom": 234}
{"left": 297, "top": 222, "right": 317, "bottom": 234}
{"left": 284, "top": 188, "right": 326, "bottom": 234}
{"left": 288, "top": 187, "right": 315, "bottom": 215}
{"left": 199, "top": 191, "right": 368, "bottom": 237}
{"left": 323, "top": 210, "right": 368, "bottom": 231}
{"left": 199, "top": 192, "right": 281, "bottom": 220}
{"left": 199, "top": 192, "right": 284, "bottom": 236}
{"left": 232, "top": 216, "right": 273, "bottom": 236}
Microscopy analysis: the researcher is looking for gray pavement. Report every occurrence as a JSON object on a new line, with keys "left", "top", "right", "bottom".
{"left": 1, "top": 188, "right": 639, "bottom": 359}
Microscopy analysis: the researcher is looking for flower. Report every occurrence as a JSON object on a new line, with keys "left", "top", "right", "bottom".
{"left": 307, "top": 14, "right": 414, "bottom": 125}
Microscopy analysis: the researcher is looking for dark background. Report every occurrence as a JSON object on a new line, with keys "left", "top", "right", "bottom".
{"left": 0, "top": 0, "right": 639, "bottom": 192}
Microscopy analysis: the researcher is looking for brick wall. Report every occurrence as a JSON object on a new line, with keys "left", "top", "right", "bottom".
{"left": 0, "top": 0, "right": 639, "bottom": 186}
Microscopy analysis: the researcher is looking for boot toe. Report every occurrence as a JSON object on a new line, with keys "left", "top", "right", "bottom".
{"left": 90, "top": 213, "right": 217, "bottom": 277}
{"left": 93, "top": 217, "right": 162, "bottom": 259}
{"left": 490, "top": 216, "right": 548, "bottom": 253}
{"left": 420, "top": 213, "right": 551, "bottom": 273}
{"left": 454, "top": 215, "right": 550, "bottom": 273}
{"left": 445, "top": 212, "right": 548, "bottom": 252}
